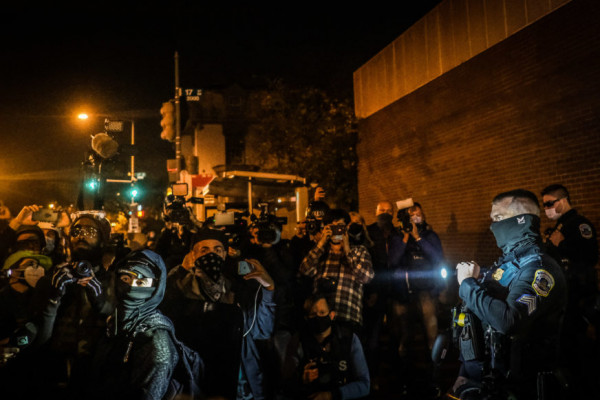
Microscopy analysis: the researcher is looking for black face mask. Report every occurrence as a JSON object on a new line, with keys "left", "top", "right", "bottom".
{"left": 194, "top": 252, "right": 224, "bottom": 282}
{"left": 307, "top": 315, "right": 332, "bottom": 335}
{"left": 115, "top": 280, "right": 155, "bottom": 333}
{"left": 348, "top": 223, "right": 364, "bottom": 244}
{"left": 376, "top": 213, "right": 393, "bottom": 230}
{"left": 490, "top": 214, "right": 540, "bottom": 254}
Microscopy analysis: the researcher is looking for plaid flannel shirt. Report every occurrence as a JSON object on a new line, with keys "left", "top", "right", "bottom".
{"left": 299, "top": 243, "right": 374, "bottom": 326}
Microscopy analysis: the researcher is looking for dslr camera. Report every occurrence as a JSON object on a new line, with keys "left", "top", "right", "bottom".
{"left": 397, "top": 209, "right": 413, "bottom": 233}
{"left": 252, "top": 203, "right": 287, "bottom": 245}
{"left": 305, "top": 201, "right": 329, "bottom": 236}
{"left": 69, "top": 260, "right": 94, "bottom": 281}
{"left": 305, "top": 216, "right": 324, "bottom": 236}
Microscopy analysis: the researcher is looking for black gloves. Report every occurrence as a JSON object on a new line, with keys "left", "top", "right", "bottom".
{"left": 51, "top": 267, "right": 75, "bottom": 300}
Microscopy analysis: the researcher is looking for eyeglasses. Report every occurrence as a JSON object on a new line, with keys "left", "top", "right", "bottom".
{"left": 542, "top": 198, "right": 563, "bottom": 209}
{"left": 70, "top": 225, "right": 99, "bottom": 238}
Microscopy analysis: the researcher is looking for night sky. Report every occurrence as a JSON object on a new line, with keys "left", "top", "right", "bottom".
{"left": 0, "top": 1, "right": 441, "bottom": 210}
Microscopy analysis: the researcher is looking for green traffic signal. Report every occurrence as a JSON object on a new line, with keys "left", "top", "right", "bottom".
{"left": 85, "top": 179, "right": 99, "bottom": 191}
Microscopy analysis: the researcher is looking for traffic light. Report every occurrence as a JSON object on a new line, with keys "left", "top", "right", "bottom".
{"left": 85, "top": 178, "right": 100, "bottom": 191}
{"left": 127, "top": 184, "right": 143, "bottom": 200}
{"left": 160, "top": 101, "right": 175, "bottom": 142}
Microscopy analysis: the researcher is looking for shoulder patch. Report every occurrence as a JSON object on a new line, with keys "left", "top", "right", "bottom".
{"left": 579, "top": 223, "right": 593, "bottom": 239}
{"left": 532, "top": 269, "right": 555, "bottom": 297}
{"left": 517, "top": 294, "right": 537, "bottom": 315}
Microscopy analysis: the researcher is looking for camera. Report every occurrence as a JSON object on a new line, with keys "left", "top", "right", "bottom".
{"left": 252, "top": 203, "right": 287, "bottom": 245}
{"left": 164, "top": 194, "right": 191, "bottom": 225}
{"left": 71, "top": 260, "right": 94, "bottom": 280}
{"left": 305, "top": 216, "right": 324, "bottom": 236}
{"left": 214, "top": 210, "right": 249, "bottom": 250}
{"left": 397, "top": 210, "right": 413, "bottom": 233}
{"left": 330, "top": 224, "right": 346, "bottom": 236}
{"left": 32, "top": 208, "right": 60, "bottom": 224}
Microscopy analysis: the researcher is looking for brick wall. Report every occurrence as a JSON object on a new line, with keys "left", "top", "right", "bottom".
{"left": 357, "top": 0, "right": 600, "bottom": 269}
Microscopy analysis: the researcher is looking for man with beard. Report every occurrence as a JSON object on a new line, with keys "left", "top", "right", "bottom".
{"left": 35, "top": 213, "right": 116, "bottom": 397}
{"left": 300, "top": 209, "right": 374, "bottom": 335}
{"left": 453, "top": 189, "right": 567, "bottom": 399}
{"left": 161, "top": 228, "right": 276, "bottom": 400}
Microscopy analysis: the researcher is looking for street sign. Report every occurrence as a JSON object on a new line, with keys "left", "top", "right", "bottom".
{"left": 104, "top": 118, "right": 124, "bottom": 132}
{"left": 184, "top": 88, "right": 203, "bottom": 102}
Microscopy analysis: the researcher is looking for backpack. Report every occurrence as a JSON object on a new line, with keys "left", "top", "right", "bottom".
{"left": 164, "top": 329, "right": 204, "bottom": 400}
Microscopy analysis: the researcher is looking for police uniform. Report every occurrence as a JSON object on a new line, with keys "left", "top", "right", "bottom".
{"left": 458, "top": 214, "right": 567, "bottom": 398}
{"left": 545, "top": 208, "right": 598, "bottom": 301}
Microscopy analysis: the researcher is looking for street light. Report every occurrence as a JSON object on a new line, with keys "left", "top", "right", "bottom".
{"left": 76, "top": 112, "right": 137, "bottom": 200}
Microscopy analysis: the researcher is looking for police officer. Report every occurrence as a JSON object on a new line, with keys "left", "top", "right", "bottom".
{"left": 541, "top": 184, "right": 599, "bottom": 397}
{"left": 454, "top": 189, "right": 567, "bottom": 399}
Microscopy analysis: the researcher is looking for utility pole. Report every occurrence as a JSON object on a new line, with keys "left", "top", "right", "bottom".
{"left": 174, "top": 51, "right": 182, "bottom": 175}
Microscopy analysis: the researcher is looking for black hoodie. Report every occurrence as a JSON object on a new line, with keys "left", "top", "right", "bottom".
{"left": 89, "top": 250, "right": 180, "bottom": 400}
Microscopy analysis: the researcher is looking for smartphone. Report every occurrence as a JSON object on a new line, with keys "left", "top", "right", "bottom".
{"left": 237, "top": 261, "right": 254, "bottom": 276}
{"left": 31, "top": 208, "right": 60, "bottom": 223}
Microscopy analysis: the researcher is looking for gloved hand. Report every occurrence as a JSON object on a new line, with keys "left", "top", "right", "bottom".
{"left": 79, "top": 274, "right": 106, "bottom": 311}
{"left": 456, "top": 261, "right": 480, "bottom": 285}
{"left": 51, "top": 267, "right": 75, "bottom": 299}
{"left": 84, "top": 275, "right": 103, "bottom": 297}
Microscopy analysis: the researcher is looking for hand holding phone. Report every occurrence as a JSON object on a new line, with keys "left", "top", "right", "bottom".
{"left": 31, "top": 208, "right": 60, "bottom": 223}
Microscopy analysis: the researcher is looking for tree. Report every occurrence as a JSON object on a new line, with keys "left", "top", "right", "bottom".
{"left": 246, "top": 82, "right": 358, "bottom": 210}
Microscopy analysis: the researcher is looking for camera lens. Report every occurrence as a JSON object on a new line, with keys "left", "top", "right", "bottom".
{"left": 73, "top": 261, "right": 93, "bottom": 279}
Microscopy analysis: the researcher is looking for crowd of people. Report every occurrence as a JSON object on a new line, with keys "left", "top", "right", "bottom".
{"left": 0, "top": 183, "right": 597, "bottom": 400}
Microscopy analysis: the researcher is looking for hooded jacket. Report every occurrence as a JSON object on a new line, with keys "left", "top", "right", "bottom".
{"left": 89, "top": 250, "right": 180, "bottom": 400}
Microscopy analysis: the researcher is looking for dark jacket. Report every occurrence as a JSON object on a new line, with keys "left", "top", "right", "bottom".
{"left": 545, "top": 208, "right": 598, "bottom": 300}
{"left": 162, "top": 260, "right": 276, "bottom": 400}
{"left": 395, "top": 224, "right": 445, "bottom": 296}
{"left": 89, "top": 250, "right": 180, "bottom": 400}
{"left": 281, "top": 325, "right": 370, "bottom": 400}
{"left": 459, "top": 243, "right": 567, "bottom": 392}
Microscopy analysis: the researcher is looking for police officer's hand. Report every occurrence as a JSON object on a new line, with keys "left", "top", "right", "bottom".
{"left": 244, "top": 259, "right": 275, "bottom": 290}
{"left": 549, "top": 230, "right": 565, "bottom": 246}
{"left": 456, "top": 261, "right": 480, "bottom": 285}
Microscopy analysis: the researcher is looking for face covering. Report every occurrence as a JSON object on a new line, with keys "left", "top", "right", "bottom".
{"left": 194, "top": 252, "right": 224, "bottom": 282}
{"left": 44, "top": 237, "right": 55, "bottom": 254}
{"left": 307, "top": 315, "right": 332, "bottom": 335}
{"left": 410, "top": 216, "right": 423, "bottom": 225}
{"left": 348, "top": 223, "right": 364, "bottom": 244}
{"left": 490, "top": 214, "right": 540, "bottom": 254}
{"left": 545, "top": 208, "right": 561, "bottom": 221}
{"left": 24, "top": 266, "right": 45, "bottom": 288}
{"left": 376, "top": 213, "right": 393, "bottom": 230}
